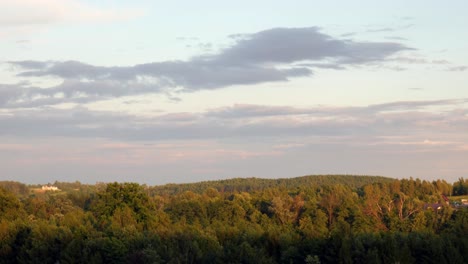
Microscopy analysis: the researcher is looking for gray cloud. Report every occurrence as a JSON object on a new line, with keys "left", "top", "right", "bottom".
{"left": 207, "top": 99, "right": 468, "bottom": 119}
{"left": 0, "top": 78, "right": 167, "bottom": 108}
{"left": 9, "top": 60, "right": 51, "bottom": 70}
{"left": 367, "top": 98, "right": 468, "bottom": 112}
{"left": 366, "top": 24, "right": 413, "bottom": 33}
{"left": 206, "top": 104, "right": 310, "bottom": 118}
{"left": 390, "top": 56, "right": 451, "bottom": 65}
{"left": 447, "top": 66, "right": 468, "bottom": 72}
{"left": 219, "top": 27, "right": 410, "bottom": 65}
{"left": 367, "top": 27, "right": 395, "bottom": 33}
{"left": 1, "top": 99, "right": 466, "bottom": 142}
{"left": 0, "top": 84, "right": 25, "bottom": 106}
{"left": 4, "top": 27, "right": 410, "bottom": 108}
{"left": 2, "top": 99, "right": 467, "bottom": 184}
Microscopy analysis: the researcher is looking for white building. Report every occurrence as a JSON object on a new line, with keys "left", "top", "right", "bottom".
{"left": 42, "top": 185, "right": 59, "bottom": 191}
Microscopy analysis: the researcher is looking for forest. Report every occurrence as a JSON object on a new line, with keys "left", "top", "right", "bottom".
{"left": 0, "top": 175, "right": 467, "bottom": 264}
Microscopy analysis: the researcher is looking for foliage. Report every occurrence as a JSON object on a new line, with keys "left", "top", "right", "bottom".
{"left": 149, "top": 175, "right": 395, "bottom": 195}
{"left": 453, "top": 178, "right": 468, "bottom": 196}
{"left": 0, "top": 176, "right": 467, "bottom": 263}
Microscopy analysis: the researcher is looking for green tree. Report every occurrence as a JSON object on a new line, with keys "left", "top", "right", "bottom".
{"left": 92, "top": 182, "right": 154, "bottom": 230}
{"left": 0, "top": 187, "right": 26, "bottom": 221}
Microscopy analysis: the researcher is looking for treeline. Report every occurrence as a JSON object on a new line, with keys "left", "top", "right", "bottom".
{"left": 453, "top": 177, "right": 468, "bottom": 196}
{"left": 148, "top": 175, "right": 395, "bottom": 196}
{"left": 0, "top": 176, "right": 467, "bottom": 263}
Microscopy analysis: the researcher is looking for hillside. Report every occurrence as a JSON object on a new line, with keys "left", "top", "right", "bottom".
{"left": 148, "top": 174, "right": 395, "bottom": 195}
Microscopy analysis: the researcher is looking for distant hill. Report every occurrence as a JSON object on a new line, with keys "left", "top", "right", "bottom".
{"left": 148, "top": 174, "right": 396, "bottom": 195}
{"left": 1, "top": 175, "right": 396, "bottom": 198}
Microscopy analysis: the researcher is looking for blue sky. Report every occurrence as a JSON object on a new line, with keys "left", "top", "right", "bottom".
{"left": 1, "top": 0, "right": 467, "bottom": 184}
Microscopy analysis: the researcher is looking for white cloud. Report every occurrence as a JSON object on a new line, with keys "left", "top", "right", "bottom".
{"left": 0, "top": 0, "right": 144, "bottom": 39}
{"left": 0, "top": 0, "right": 144, "bottom": 27}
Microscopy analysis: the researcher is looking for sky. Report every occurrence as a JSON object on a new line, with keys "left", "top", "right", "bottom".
{"left": 1, "top": 0, "right": 467, "bottom": 185}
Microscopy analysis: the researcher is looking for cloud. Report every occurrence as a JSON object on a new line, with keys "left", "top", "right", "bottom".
{"left": 207, "top": 99, "right": 468, "bottom": 119}
{"left": 206, "top": 104, "right": 311, "bottom": 118}
{"left": 366, "top": 24, "right": 413, "bottom": 33}
{"left": 2, "top": 98, "right": 468, "bottom": 183}
{"left": 447, "top": 66, "right": 468, "bottom": 72}
{"left": 0, "top": 78, "right": 165, "bottom": 108}
{"left": 390, "top": 56, "right": 433, "bottom": 64}
{"left": 0, "top": 0, "right": 144, "bottom": 40}
{"left": 367, "top": 27, "right": 396, "bottom": 33}
{"left": 385, "top": 36, "right": 408, "bottom": 41}
{"left": 1, "top": 99, "right": 467, "bottom": 143}
{"left": 0, "top": 0, "right": 144, "bottom": 27}
{"left": 367, "top": 98, "right": 468, "bottom": 112}
{"left": 4, "top": 27, "right": 410, "bottom": 108}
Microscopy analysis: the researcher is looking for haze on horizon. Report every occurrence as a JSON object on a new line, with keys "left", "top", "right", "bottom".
{"left": 1, "top": 0, "right": 467, "bottom": 185}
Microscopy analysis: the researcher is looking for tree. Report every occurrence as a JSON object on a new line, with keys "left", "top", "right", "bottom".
{"left": 319, "top": 185, "right": 347, "bottom": 228}
{"left": 0, "top": 187, "right": 25, "bottom": 221}
{"left": 453, "top": 178, "right": 468, "bottom": 196}
{"left": 91, "top": 182, "right": 154, "bottom": 230}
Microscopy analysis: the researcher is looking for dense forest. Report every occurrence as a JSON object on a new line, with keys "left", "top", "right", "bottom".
{"left": 0, "top": 175, "right": 467, "bottom": 263}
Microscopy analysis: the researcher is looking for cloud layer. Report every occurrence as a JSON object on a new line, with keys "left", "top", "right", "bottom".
{"left": 3, "top": 27, "right": 410, "bottom": 108}
{"left": 1, "top": 99, "right": 467, "bottom": 143}
{"left": 2, "top": 98, "right": 467, "bottom": 183}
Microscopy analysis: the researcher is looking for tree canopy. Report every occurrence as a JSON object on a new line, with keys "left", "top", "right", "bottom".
{"left": 0, "top": 175, "right": 466, "bottom": 263}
